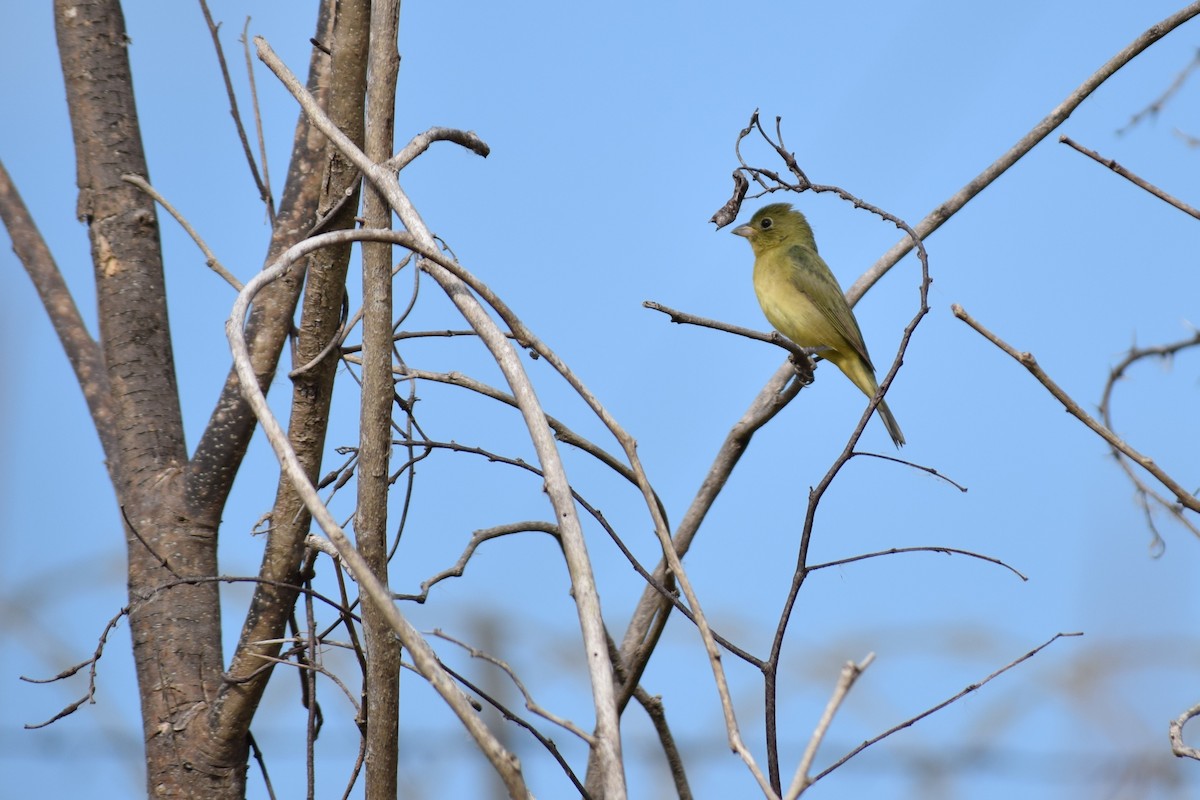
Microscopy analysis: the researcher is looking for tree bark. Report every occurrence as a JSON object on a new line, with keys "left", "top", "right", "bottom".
{"left": 359, "top": 0, "right": 403, "bottom": 795}
{"left": 54, "top": 1, "right": 239, "bottom": 796}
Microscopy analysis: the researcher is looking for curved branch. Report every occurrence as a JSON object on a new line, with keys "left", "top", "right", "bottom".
{"left": 1099, "top": 331, "right": 1200, "bottom": 549}
{"left": 1170, "top": 700, "right": 1200, "bottom": 760}
{"left": 808, "top": 546, "right": 1027, "bottom": 582}
{"left": 255, "top": 37, "right": 626, "bottom": 795}
{"left": 387, "top": 126, "right": 490, "bottom": 170}
{"left": 226, "top": 226, "right": 530, "bottom": 796}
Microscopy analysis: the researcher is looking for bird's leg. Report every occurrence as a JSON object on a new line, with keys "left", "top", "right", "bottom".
{"left": 788, "top": 347, "right": 825, "bottom": 385}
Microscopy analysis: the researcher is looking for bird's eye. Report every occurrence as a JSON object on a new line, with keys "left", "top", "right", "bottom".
{"left": 760, "top": 217, "right": 773, "bottom": 230}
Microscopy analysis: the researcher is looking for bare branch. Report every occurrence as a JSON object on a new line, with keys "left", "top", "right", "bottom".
{"left": 786, "top": 653, "right": 875, "bottom": 798}
{"left": 632, "top": 688, "right": 693, "bottom": 800}
{"left": 808, "top": 633, "right": 1082, "bottom": 787}
{"left": 1059, "top": 135, "right": 1200, "bottom": 219}
{"left": 849, "top": 450, "right": 969, "bottom": 492}
{"left": 643, "top": 299, "right": 817, "bottom": 365}
{"left": 23, "top": 573, "right": 354, "bottom": 731}
{"left": 0, "top": 160, "right": 117, "bottom": 462}
{"left": 239, "top": 17, "right": 274, "bottom": 217}
{"left": 382, "top": 364, "right": 670, "bottom": 522}
{"left": 431, "top": 657, "right": 592, "bottom": 798}
{"left": 251, "top": 651, "right": 362, "bottom": 715}
{"left": 615, "top": 362, "right": 801, "bottom": 699}
{"left": 386, "top": 126, "right": 491, "bottom": 170}
{"left": 359, "top": 2, "right": 403, "bottom": 790}
{"left": 953, "top": 304, "right": 1200, "bottom": 514}
{"left": 21, "top": 604, "right": 127, "bottom": 729}
{"left": 1170, "top": 700, "right": 1200, "bottom": 760}
{"left": 763, "top": 190, "right": 932, "bottom": 792}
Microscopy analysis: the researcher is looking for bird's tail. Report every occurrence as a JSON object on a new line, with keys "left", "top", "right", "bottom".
{"left": 831, "top": 353, "right": 906, "bottom": 448}
{"left": 876, "top": 398, "right": 905, "bottom": 448}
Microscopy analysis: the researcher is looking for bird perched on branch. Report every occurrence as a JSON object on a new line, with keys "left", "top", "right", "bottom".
{"left": 732, "top": 203, "right": 905, "bottom": 447}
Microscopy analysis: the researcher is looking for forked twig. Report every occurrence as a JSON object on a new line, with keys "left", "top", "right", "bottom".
{"left": 393, "top": 522, "right": 560, "bottom": 603}
{"left": 198, "top": 0, "right": 275, "bottom": 219}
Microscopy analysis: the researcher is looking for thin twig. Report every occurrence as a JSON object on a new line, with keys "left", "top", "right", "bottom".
{"left": 386, "top": 440, "right": 758, "bottom": 666}
{"left": 1059, "top": 135, "right": 1200, "bottom": 219}
{"left": 120, "top": 174, "right": 242, "bottom": 290}
{"left": 120, "top": 504, "right": 181, "bottom": 577}
{"left": 643, "top": 300, "right": 817, "bottom": 364}
{"left": 247, "top": 733, "right": 278, "bottom": 800}
{"left": 385, "top": 126, "right": 490, "bottom": 170}
{"left": 198, "top": 0, "right": 274, "bottom": 219}
{"left": 849, "top": 451, "right": 969, "bottom": 492}
{"left": 21, "top": 605, "right": 126, "bottom": 729}
{"left": 431, "top": 659, "right": 592, "bottom": 799}
{"left": 380, "top": 364, "right": 670, "bottom": 524}
{"left": 1118, "top": 48, "right": 1200, "bottom": 135}
{"left": 632, "top": 688, "right": 693, "bottom": 800}
{"left": 431, "top": 629, "right": 594, "bottom": 743}
{"left": 240, "top": 17, "right": 274, "bottom": 220}
{"left": 808, "top": 546, "right": 1027, "bottom": 582}
{"left": 251, "top": 651, "right": 361, "bottom": 714}
{"left": 22, "top": 574, "right": 355, "bottom": 729}
{"left": 393, "top": 522, "right": 560, "bottom": 602}
{"left": 808, "top": 632, "right": 1082, "bottom": 787}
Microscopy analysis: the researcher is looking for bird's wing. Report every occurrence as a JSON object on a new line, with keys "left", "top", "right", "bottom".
{"left": 785, "top": 244, "right": 875, "bottom": 370}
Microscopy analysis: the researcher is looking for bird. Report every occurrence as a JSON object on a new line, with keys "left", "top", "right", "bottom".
{"left": 732, "top": 202, "right": 905, "bottom": 447}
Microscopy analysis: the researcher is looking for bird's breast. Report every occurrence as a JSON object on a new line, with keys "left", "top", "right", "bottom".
{"left": 752, "top": 260, "right": 833, "bottom": 348}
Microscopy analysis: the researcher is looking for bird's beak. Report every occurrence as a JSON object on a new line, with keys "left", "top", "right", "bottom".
{"left": 731, "top": 224, "right": 754, "bottom": 238}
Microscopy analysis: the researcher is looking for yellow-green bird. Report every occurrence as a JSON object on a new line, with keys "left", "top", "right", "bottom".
{"left": 733, "top": 203, "right": 905, "bottom": 447}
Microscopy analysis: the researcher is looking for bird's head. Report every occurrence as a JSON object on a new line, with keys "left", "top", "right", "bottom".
{"left": 731, "top": 203, "right": 817, "bottom": 256}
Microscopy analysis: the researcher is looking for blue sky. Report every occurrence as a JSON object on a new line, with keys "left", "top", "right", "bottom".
{"left": 3, "top": 2, "right": 1200, "bottom": 798}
